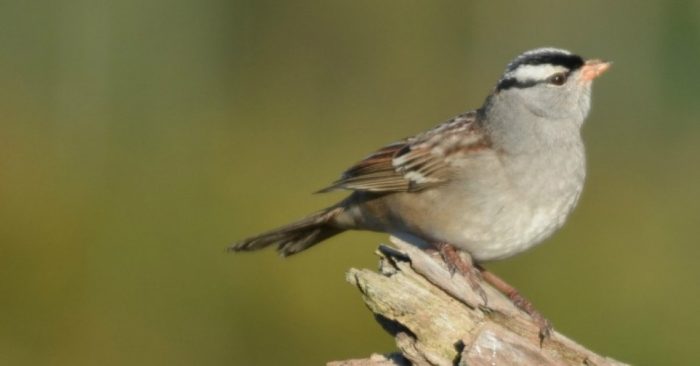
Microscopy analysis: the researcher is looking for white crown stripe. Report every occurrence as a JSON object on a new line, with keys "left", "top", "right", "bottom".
{"left": 506, "top": 64, "right": 568, "bottom": 83}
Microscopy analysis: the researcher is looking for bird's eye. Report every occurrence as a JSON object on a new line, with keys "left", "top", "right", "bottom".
{"left": 548, "top": 73, "right": 567, "bottom": 86}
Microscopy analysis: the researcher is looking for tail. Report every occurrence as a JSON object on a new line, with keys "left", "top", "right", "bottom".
{"left": 228, "top": 206, "right": 345, "bottom": 257}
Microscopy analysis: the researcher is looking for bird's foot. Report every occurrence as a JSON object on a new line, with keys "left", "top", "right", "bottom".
{"left": 478, "top": 266, "right": 553, "bottom": 345}
{"left": 506, "top": 289, "right": 552, "bottom": 345}
{"left": 508, "top": 289, "right": 552, "bottom": 344}
{"left": 435, "top": 242, "right": 488, "bottom": 307}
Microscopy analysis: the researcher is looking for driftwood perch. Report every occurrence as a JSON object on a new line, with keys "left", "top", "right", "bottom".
{"left": 328, "top": 237, "right": 628, "bottom": 366}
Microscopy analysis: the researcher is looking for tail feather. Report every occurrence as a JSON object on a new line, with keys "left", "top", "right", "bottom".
{"left": 229, "top": 206, "right": 345, "bottom": 257}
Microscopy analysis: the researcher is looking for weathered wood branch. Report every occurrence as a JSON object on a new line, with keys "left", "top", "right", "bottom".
{"left": 328, "top": 237, "right": 628, "bottom": 366}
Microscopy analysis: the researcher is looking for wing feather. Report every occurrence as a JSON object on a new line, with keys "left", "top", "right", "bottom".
{"left": 317, "top": 111, "right": 488, "bottom": 193}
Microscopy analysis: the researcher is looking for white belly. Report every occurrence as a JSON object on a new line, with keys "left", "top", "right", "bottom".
{"left": 457, "top": 188, "right": 582, "bottom": 261}
{"left": 385, "top": 148, "right": 585, "bottom": 262}
{"left": 450, "top": 150, "right": 585, "bottom": 261}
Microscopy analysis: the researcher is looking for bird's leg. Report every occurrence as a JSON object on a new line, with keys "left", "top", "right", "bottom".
{"left": 435, "top": 242, "right": 488, "bottom": 306}
{"left": 435, "top": 244, "right": 551, "bottom": 343}
{"left": 476, "top": 264, "right": 553, "bottom": 344}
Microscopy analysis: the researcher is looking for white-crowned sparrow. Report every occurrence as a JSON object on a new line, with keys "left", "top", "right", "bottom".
{"left": 230, "top": 47, "right": 610, "bottom": 339}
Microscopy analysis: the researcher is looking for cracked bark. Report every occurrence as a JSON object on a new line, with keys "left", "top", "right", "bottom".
{"left": 327, "top": 237, "right": 628, "bottom": 366}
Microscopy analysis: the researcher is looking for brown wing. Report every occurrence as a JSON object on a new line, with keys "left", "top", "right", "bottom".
{"left": 318, "top": 111, "right": 488, "bottom": 193}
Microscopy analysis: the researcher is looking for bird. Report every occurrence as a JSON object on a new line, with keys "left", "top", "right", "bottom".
{"left": 230, "top": 47, "right": 610, "bottom": 340}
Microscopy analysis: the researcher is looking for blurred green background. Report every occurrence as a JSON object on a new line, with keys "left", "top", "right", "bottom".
{"left": 1, "top": 1, "right": 699, "bottom": 365}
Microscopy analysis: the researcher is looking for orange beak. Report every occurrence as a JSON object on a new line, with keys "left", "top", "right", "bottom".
{"left": 580, "top": 59, "right": 612, "bottom": 82}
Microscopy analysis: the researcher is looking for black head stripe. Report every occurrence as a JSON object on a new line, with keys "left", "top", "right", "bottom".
{"left": 507, "top": 52, "right": 584, "bottom": 73}
{"left": 496, "top": 78, "right": 539, "bottom": 90}
{"left": 497, "top": 49, "right": 584, "bottom": 91}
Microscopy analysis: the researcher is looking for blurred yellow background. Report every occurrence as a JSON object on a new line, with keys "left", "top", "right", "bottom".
{"left": 1, "top": 1, "right": 699, "bottom": 365}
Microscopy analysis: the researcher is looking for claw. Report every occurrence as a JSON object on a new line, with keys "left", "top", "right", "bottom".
{"left": 436, "top": 243, "right": 488, "bottom": 307}
{"left": 433, "top": 243, "right": 552, "bottom": 344}
{"left": 443, "top": 258, "right": 458, "bottom": 277}
{"left": 507, "top": 290, "right": 552, "bottom": 345}
{"left": 479, "top": 266, "right": 554, "bottom": 345}
{"left": 538, "top": 318, "right": 553, "bottom": 346}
